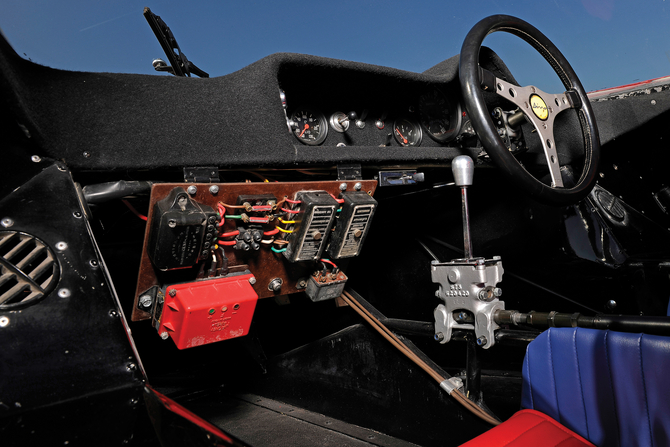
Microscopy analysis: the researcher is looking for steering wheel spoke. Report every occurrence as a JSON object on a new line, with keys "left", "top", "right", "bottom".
{"left": 490, "top": 75, "right": 576, "bottom": 187}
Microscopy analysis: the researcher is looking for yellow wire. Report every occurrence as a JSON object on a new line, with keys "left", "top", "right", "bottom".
{"left": 276, "top": 226, "right": 293, "bottom": 233}
{"left": 278, "top": 217, "right": 296, "bottom": 224}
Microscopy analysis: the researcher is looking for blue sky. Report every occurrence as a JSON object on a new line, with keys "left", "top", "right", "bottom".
{"left": 1, "top": 0, "right": 669, "bottom": 92}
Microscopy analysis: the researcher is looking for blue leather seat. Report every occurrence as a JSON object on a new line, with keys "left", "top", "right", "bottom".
{"left": 521, "top": 327, "right": 670, "bottom": 447}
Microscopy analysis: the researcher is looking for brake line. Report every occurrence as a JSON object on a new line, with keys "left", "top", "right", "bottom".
{"left": 341, "top": 290, "right": 501, "bottom": 426}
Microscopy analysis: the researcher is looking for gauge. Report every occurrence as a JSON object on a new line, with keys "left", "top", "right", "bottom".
{"left": 418, "top": 89, "right": 462, "bottom": 143}
{"left": 290, "top": 107, "right": 328, "bottom": 145}
{"left": 393, "top": 118, "right": 422, "bottom": 147}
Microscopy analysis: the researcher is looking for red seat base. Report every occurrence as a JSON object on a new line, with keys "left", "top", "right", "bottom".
{"left": 460, "top": 409, "right": 595, "bottom": 447}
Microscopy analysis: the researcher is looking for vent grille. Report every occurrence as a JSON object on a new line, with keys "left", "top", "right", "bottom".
{"left": 0, "top": 231, "right": 60, "bottom": 309}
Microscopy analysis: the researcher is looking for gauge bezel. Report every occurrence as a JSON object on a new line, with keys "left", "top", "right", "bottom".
{"left": 418, "top": 88, "right": 463, "bottom": 144}
{"left": 290, "top": 107, "right": 328, "bottom": 146}
{"left": 392, "top": 118, "right": 423, "bottom": 147}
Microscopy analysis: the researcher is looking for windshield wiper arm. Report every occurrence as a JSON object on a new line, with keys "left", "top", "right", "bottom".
{"left": 143, "top": 7, "right": 209, "bottom": 78}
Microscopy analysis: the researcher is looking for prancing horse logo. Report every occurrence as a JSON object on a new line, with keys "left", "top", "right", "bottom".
{"left": 529, "top": 94, "right": 548, "bottom": 120}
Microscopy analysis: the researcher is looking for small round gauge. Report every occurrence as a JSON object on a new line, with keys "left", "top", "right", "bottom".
{"left": 290, "top": 107, "right": 328, "bottom": 146}
{"left": 418, "top": 89, "right": 462, "bottom": 143}
{"left": 393, "top": 118, "right": 422, "bottom": 147}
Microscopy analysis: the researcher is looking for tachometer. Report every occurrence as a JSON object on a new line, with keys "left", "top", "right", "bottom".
{"left": 290, "top": 107, "right": 328, "bottom": 145}
{"left": 393, "top": 118, "right": 422, "bottom": 147}
{"left": 418, "top": 89, "right": 461, "bottom": 143}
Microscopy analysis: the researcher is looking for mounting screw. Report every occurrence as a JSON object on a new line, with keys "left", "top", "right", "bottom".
{"left": 457, "top": 311, "right": 468, "bottom": 322}
{"left": 168, "top": 219, "right": 177, "bottom": 228}
{"left": 56, "top": 242, "right": 68, "bottom": 251}
{"left": 89, "top": 259, "right": 99, "bottom": 268}
{"left": 126, "top": 363, "right": 137, "bottom": 372}
{"left": 339, "top": 183, "right": 347, "bottom": 191}
{"left": 31, "top": 155, "right": 41, "bottom": 163}
{"left": 268, "top": 277, "right": 283, "bottom": 292}
{"left": 1, "top": 218, "right": 14, "bottom": 228}
{"left": 248, "top": 277, "right": 257, "bottom": 285}
{"left": 109, "top": 309, "right": 118, "bottom": 317}
{"left": 160, "top": 332, "right": 169, "bottom": 340}
{"left": 168, "top": 289, "right": 176, "bottom": 297}
{"left": 187, "top": 185, "right": 197, "bottom": 195}
{"left": 494, "top": 288, "right": 503, "bottom": 298}
{"left": 139, "top": 295, "right": 152, "bottom": 308}
{"left": 209, "top": 185, "right": 219, "bottom": 194}
{"left": 354, "top": 182, "right": 362, "bottom": 191}
{"left": 58, "top": 288, "right": 71, "bottom": 298}
{"left": 434, "top": 332, "right": 445, "bottom": 342}
{"left": 73, "top": 211, "right": 82, "bottom": 219}
{"left": 476, "top": 336, "right": 488, "bottom": 347}
{"left": 0, "top": 316, "right": 9, "bottom": 327}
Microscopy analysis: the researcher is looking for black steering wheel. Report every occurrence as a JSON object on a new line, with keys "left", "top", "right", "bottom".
{"left": 459, "top": 15, "right": 600, "bottom": 205}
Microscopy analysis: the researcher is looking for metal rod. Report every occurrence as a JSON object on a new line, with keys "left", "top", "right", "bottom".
{"left": 495, "top": 310, "right": 670, "bottom": 336}
{"left": 461, "top": 187, "right": 473, "bottom": 259}
{"left": 465, "top": 335, "right": 481, "bottom": 404}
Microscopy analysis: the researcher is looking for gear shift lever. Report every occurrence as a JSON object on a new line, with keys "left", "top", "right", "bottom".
{"left": 452, "top": 155, "right": 474, "bottom": 259}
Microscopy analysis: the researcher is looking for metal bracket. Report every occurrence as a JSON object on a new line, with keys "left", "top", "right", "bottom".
{"left": 431, "top": 257, "right": 504, "bottom": 349}
{"left": 378, "top": 170, "right": 425, "bottom": 186}
{"left": 183, "top": 167, "right": 220, "bottom": 183}
{"left": 337, "top": 164, "right": 363, "bottom": 181}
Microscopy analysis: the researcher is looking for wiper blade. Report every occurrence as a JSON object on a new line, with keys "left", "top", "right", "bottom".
{"left": 143, "top": 7, "right": 209, "bottom": 78}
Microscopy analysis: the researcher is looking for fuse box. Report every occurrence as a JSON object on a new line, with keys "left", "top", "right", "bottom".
{"left": 327, "top": 191, "right": 377, "bottom": 259}
{"left": 283, "top": 191, "right": 338, "bottom": 263}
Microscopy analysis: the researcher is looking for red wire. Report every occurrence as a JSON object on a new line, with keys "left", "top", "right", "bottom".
{"left": 220, "top": 230, "right": 239, "bottom": 238}
{"left": 218, "top": 240, "right": 237, "bottom": 246}
{"left": 285, "top": 198, "right": 301, "bottom": 204}
{"left": 122, "top": 199, "right": 148, "bottom": 221}
{"left": 281, "top": 207, "right": 298, "bottom": 214}
{"left": 320, "top": 259, "right": 338, "bottom": 269}
{"left": 329, "top": 194, "right": 344, "bottom": 204}
{"left": 263, "top": 228, "right": 279, "bottom": 236}
{"left": 217, "top": 204, "right": 226, "bottom": 226}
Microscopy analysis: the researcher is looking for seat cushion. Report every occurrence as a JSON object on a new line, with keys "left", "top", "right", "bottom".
{"left": 522, "top": 327, "right": 670, "bottom": 447}
{"left": 460, "top": 409, "right": 594, "bottom": 446}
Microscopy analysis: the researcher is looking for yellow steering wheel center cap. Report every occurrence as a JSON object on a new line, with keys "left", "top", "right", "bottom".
{"left": 529, "top": 94, "right": 549, "bottom": 120}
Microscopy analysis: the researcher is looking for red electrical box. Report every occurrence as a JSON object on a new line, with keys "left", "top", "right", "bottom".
{"left": 159, "top": 273, "right": 259, "bottom": 350}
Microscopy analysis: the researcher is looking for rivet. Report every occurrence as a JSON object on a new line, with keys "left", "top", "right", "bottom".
{"left": 209, "top": 185, "right": 220, "bottom": 194}
{"left": 56, "top": 242, "right": 68, "bottom": 251}
{"left": 0, "top": 316, "right": 9, "bottom": 327}
{"left": 1, "top": 218, "right": 14, "bottom": 228}
{"left": 31, "top": 155, "right": 41, "bottom": 163}
{"left": 187, "top": 185, "right": 197, "bottom": 195}
{"left": 58, "top": 288, "right": 71, "bottom": 298}
{"left": 339, "top": 183, "right": 347, "bottom": 191}
{"left": 73, "top": 211, "right": 82, "bottom": 218}
{"left": 83, "top": 151, "right": 91, "bottom": 158}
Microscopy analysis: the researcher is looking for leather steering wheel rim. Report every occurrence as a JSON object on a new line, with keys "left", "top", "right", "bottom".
{"left": 459, "top": 15, "right": 600, "bottom": 206}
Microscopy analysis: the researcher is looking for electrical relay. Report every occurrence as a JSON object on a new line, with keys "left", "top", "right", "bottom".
{"left": 283, "top": 191, "right": 338, "bottom": 262}
{"left": 148, "top": 187, "right": 218, "bottom": 271}
{"left": 327, "top": 191, "right": 377, "bottom": 259}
